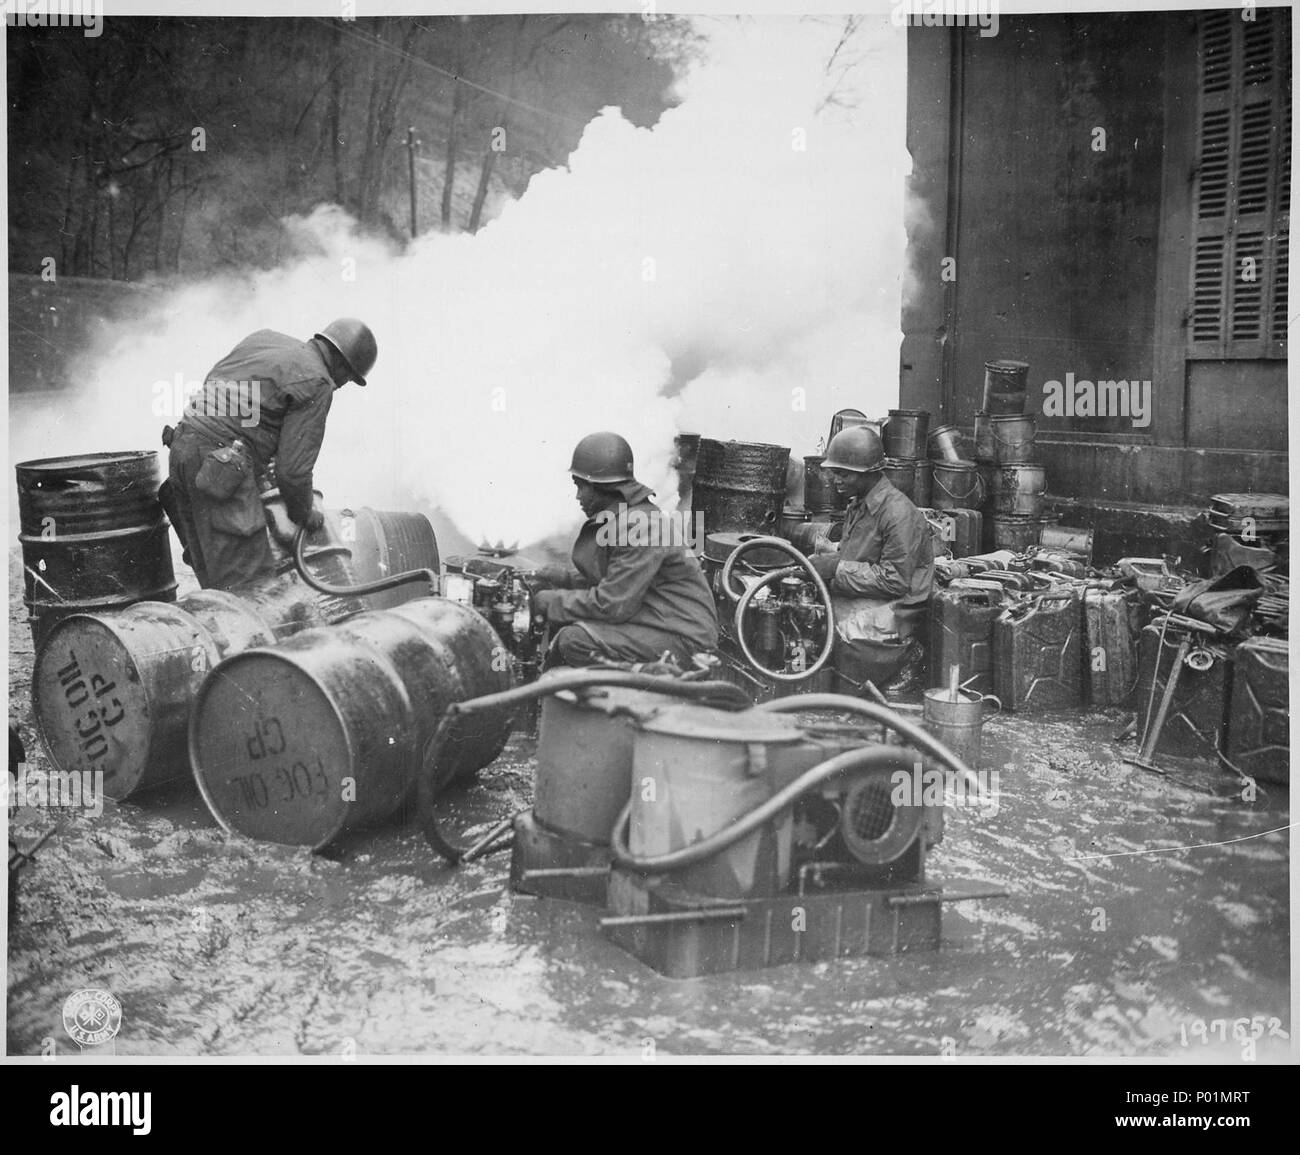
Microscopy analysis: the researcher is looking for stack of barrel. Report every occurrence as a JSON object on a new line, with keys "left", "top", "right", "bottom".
{"left": 881, "top": 409, "right": 930, "bottom": 508}
{"left": 920, "top": 413, "right": 985, "bottom": 557}
{"left": 977, "top": 359, "right": 1053, "bottom": 552}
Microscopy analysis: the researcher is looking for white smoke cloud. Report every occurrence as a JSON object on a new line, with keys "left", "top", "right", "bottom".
{"left": 9, "top": 15, "right": 909, "bottom": 550}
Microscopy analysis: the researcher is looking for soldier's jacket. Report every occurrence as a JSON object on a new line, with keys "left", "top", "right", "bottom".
{"left": 825, "top": 476, "right": 935, "bottom": 641}
{"left": 536, "top": 485, "right": 719, "bottom": 651}
{"left": 182, "top": 329, "right": 335, "bottom": 524}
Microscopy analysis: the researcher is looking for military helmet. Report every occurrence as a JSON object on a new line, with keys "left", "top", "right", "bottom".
{"left": 823, "top": 426, "right": 885, "bottom": 473}
{"left": 569, "top": 432, "right": 635, "bottom": 484}
{"left": 315, "top": 318, "right": 378, "bottom": 387}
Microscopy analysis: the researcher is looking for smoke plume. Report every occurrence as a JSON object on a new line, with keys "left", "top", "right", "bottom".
{"left": 9, "top": 16, "right": 909, "bottom": 551}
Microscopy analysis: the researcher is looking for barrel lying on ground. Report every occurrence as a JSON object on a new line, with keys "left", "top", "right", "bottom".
{"left": 16, "top": 451, "right": 177, "bottom": 648}
{"left": 33, "top": 577, "right": 332, "bottom": 800}
{"left": 189, "top": 598, "right": 513, "bottom": 850}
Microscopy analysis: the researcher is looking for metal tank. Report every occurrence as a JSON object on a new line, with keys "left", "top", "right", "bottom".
{"left": 627, "top": 704, "right": 806, "bottom": 900}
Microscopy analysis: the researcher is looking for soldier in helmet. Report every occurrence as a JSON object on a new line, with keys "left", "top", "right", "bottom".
{"left": 530, "top": 432, "right": 719, "bottom": 667}
{"left": 805, "top": 425, "right": 934, "bottom": 693}
{"left": 164, "top": 318, "right": 377, "bottom": 590}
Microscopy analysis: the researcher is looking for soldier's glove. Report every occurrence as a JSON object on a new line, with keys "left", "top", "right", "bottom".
{"left": 808, "top": 553, "right": 840, "bottom": 583}
{"left": 303, "top": 508, "right": 326, "bottom": 533}
{"left": 527, "top": 564, "right": 573, "bottom": 590}
{"left": 531, "top": 589, "right": 560, "bottom": 620}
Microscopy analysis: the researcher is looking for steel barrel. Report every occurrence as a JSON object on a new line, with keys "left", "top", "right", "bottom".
{"left": 16, "top": 451, "right": 176, "bottom": 647}
{"left": 32, "top": 576, "right": 331, "bottom": 800}
{"left": 189, "top": 598, "right": 512, "bottom": 849}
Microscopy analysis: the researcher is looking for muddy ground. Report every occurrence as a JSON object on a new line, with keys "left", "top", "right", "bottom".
{"left": 6, "top": 548, "right": 1291, "bottom": 1058}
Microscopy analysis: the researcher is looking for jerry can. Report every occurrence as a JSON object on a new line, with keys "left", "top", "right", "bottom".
{"left": 930, "top": 508, "right": 983, "bottom": 559}
{"left": 1208, "top": 493, "right": 1288, "bottom": 536}
{"left": 1129, "top": 622, "right": 1231, "bottom": 758}
{"left": 994, "top": 589, "right": 1081, "bottom": 710}
{"left": 1223, "top": 636, "right": 1288, "bottom": 785}
{"left": 930, "top": 579, "right": 1004, "bottom": 695}
{"left": 1083, "top": 586, "right": 1143, "bottom": 706}
{"left": 1029, "top": 548, "right": 1088, "bottom": 580}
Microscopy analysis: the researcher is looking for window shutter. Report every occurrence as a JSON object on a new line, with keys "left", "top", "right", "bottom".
{"left": 1189, "top": 8, "right": 1290, "bottom": 359}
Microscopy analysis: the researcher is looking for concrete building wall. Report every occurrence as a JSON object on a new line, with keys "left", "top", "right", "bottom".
{"left": 901, "top": 11, "right": 1287, "bottom": 535}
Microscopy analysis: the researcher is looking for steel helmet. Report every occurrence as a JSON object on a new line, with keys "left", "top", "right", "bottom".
{"left": 823, "top": 425, "right": 885, "bottom": 473}
{"left": 315, "top": 318, "right": 377, "bottom": 387}
{"left": 569, "top": 432, "right": 635, "bottom": 484}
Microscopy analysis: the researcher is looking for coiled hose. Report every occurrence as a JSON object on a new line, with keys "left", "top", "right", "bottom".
{"left": 610, "top": 691, "right": 978, "bottom": 874}
{"left": 719, "top": 535, "right": 835, "bottom": 682}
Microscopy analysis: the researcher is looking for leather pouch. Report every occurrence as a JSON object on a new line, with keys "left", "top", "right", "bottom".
{"left": 195, "top": 443, "right": 252, "bottom": 500}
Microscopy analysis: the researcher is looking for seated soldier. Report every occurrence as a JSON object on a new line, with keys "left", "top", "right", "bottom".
{"left": 532, "top": 432, "right": 719, "bottom": 667}
{"left": 806, "top": 425, "right": 935, "bottom": 693}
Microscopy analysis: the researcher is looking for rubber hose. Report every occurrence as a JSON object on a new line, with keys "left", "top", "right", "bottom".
{"left": 421, "top": 670, "right": 751, "bottom": 866}
{"left": 755, "top": 692, "right": 981, "bottom": 793}
{"left": 733, "top": 565, "right": 835, "bottom": 682}
{"left": 444, "top": 668, "right": 753, "bottom": 717}
{"left": 293, "top": 527, "right": 438, "bottom": 599}
{"left": 720, "top": 535, "right": 835, "bottom": 682}
{"left": 609, "top": 746, "right": 917, "bottom": 873}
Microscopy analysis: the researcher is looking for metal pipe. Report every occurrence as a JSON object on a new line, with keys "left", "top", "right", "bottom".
{"left": 460, "top": 813, "right": 520, "bottom": 863}
{"left": 887, "top": 888, "right": 1008, "bottom": 907}
{"left": 599, "top": 907, "right": 748, "bottom": 928}
{"left": 292, "top": 527, "right": 437, "bottom": 600}
{"left": 609, "top": 746, "right": 919, "bottom": 874}
{"left": 1132, "top": 631, "right": 1193, "bottom": 770}
{"left": 521, "top": 866, "right": 612, "bottom": 880}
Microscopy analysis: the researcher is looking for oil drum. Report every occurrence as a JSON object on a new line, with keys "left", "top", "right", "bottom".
{"left": 991, "top": 414, "right": 1037, "bottom": 464}
{"left": 345, "top": 508, "right": 441, "bottom": 611}
{"left": 983, "top": 360, "right": 1029, "bottom": 414}
{"left": 190, "top": 598, "right": 511, "bottom": 849}
{"left": 912, "top": 459, "right": 933, "bottom": 509}
{"left": 927, "top": 424, "right": 965, "bottom": 463}
{"left": 803, "top": 455, "right": 847, "bottom": 515}
{"left": 881, "top": 457, "right": 917, "bottom": 501}
{"left": 628, "top": 704, "right": 804, "bottom": 898}
{"left": 691, "top": 439, "right": 790, "bottom": 537}
{"left": 931, "top": 461, "right": 985, "bottom": 510}
{"left": 991, "top": 515, "right": 1055, "bottom": 553}
{"left": 992, "top": 462, "right": 1047, "bottom": 517}
{"left": 883, "top": 409, "right": 930, "bottom": 459}
{"left": 16, "top": 451, "right": 176, "bottom": 648}
{"left": 32, "top": 577, "right": 331, "bottom": 800}
{"left": 972, "top": 411, "right": 996, "bottom": 462}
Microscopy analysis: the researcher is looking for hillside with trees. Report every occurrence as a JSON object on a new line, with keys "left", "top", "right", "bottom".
{"left": 7, "top": 15, "right": 699, "bottom": 279}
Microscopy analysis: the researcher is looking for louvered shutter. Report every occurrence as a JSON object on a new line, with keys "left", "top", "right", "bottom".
{"left": 1189, "top": 8, "right": 1290, "bottom": 358}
